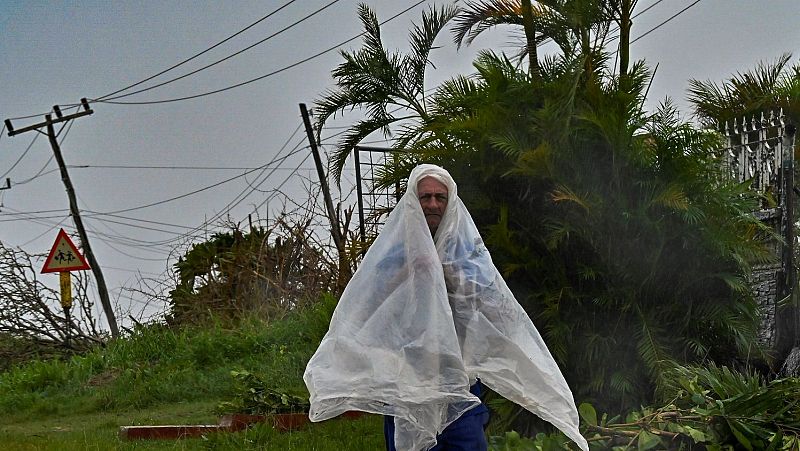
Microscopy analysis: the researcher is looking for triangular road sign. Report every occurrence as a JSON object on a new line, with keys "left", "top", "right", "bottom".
{"left": 42, "top": 229, "right": 91, "bottom": 273}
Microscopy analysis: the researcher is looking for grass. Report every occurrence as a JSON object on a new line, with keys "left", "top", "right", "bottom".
{"left": 0, "top": 294, "right": 382, "bottom": 450}
{"left": 0, "top": 400, "right": 385, "bottom": 450}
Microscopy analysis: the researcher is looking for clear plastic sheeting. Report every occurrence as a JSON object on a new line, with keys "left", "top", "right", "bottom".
{"left": 304, "top": 164, "right": 588, "bottom": 451}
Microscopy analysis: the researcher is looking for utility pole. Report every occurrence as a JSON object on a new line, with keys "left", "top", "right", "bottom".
{"left": 5, "top": 99, "right": 120, "bottom": 338}
{"left": 299, "top": 103, "right": 351, "bottom": 289}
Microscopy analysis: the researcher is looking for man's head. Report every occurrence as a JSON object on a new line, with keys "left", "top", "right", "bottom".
{"left": 417, "top": 176, "right": 449, "bottom": 236}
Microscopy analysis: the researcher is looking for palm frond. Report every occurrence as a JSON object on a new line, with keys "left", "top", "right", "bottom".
{"left": 452, "top": 0, "right": 525, "bottom": 49}
{"left": 551, "top": 184, "right": 593, "bottom": 212}
{"left": 406, "top": 5, "right": 458, "bottom": 95}
{"left": 329, "top": 116, "right": 399, "bottom": 182}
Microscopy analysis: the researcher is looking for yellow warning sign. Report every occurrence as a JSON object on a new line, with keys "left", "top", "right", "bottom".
{"left": 41, "top": 229, "right": 91, "bottom": 273}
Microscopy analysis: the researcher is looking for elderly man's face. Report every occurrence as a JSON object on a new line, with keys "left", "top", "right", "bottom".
{"left": 417, "top": 176, "right": 449, "bottom": 235}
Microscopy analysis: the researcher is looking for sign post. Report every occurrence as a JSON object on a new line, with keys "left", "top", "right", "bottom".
{"left": 42, "top": 229, "right": 91, "bottom": 347}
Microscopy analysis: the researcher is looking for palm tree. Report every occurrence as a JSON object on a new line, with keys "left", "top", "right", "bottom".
{"left": 313, "top": 3, "right": 457, "bottom": 183}
{"left": 688, "top": 53, "right": 800, "bottom": 127}
{"left": 451, "top": 0, "right": 632, "bottom": 80}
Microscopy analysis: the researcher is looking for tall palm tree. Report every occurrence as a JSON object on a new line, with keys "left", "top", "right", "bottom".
{"left": 451, "top": 0, "right": 626, "bottom": 79}
{"left": 314, "top": 4, "right": 457, "bottom": 183}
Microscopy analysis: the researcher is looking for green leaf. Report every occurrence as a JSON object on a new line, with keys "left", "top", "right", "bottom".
{"left": 691, "top": 393, "right": 706, "bottom": 405}
{"left": 764, "top": 431, "right": 782, "bottom": 451}
{"left": 683, "top": 426, "right": 707, "bottom": 443}
{"left": 637, "top": 431, "right": 661, "bottom": 451}
{"left": 578, "top": 403, "right": 597, "bottom": 426}
{"left": 727, "top": 420, "right": 753, "bottom": 451}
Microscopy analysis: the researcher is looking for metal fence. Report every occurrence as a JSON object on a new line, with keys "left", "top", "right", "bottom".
{"left": 717, "top": 109, "right": 797, "bottom": 352}
{"left": 353, "top": 146, "right": 400, "bottom": 240}
{"left": 719, "top": 110, "right": 793, "bottom": 201}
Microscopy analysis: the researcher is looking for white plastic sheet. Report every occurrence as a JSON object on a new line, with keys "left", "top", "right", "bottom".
{"left": 304, "top": 164, "right": 588, "bottom": 451}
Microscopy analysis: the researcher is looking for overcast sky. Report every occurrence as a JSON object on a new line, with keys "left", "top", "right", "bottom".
{"left": 2, "top": 0, "right": 799, "bottom": 329}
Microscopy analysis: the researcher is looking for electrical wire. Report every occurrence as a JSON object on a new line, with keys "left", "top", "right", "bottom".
{"left": 150, "top": 135, "right": 309, "bottom": 247}
{"left": 2, "top": 205, "right": 162, "bottom": 253}
{"left": 0, "top": 131, "right": 40, "bottom": 179}
{"left": 93, "top": 0, "right": 300, "bottom": 101}
{"left": 94, "top": 1, "right": 428, "bottom": 105}
{"left": 66, "top": 164, "right": 314, "bottom": 171}
{"left": 5, "top": 109, "right": 55, "bottom": 122}
{"left": 98, "top": 0, "right": 343, "bottom": 102}
{"left": 96, "top": 129, "right": 304, "bottom": 228}
{"left": 84, "top": 211, "right": 193, "bottom": 229}
{"left": 0, "top": 207, "right": 70, "bottom": 215}
{"left": 92, "top": 146, "right": 305, "bottom": 216}
{"left": 103, "top": 265, "right": 163, "bottom": 277}
{"left": 3, "top": 127, "right": 307, "bottom": 253}
{"left": 18, "top": 215, "right": 70, "bottom": 248}
{"left": 80, "top": 122, "right": 308, "bottom": 248}
{"left": 250, "top": 152, "right": 312, "bottom": 213}
{"left": 630, "top": 0, "right": 702, "bottom": 44}
{"left": 12, "top": 118, "right": 76, "bottom": 185}
{"left": 0, "top": 214, "right": 72, "bottom": 223}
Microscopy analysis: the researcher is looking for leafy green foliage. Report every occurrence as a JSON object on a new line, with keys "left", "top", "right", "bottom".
{"left": 0, "top": 293, "right": 337, "bottom": 419}
{"left": 571, "top": 364, "right": 800, "bottom": 450}
{"left": 387, "top": 50, "right": 772, "bottom": 412}
{"left": 170, "top": 221, "right": 336, "bottom": 324}
{"left": 319, "top": 11, "right": 773, "bottom": 413}
{"left": 218, "top": 370, "right": 310, "bottom": 415}
{"left": 489, "top": 430, "right": 538, "bottom": 450}
{"left": 0, "top": 293, "right": 383, "bottom": 450}
{"left": 312, "top": 0, "right": 781, "bottom": 438}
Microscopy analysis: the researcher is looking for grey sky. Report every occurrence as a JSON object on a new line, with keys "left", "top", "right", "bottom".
{"left": 1, "top": 0, "right": 798, "bottom": 328}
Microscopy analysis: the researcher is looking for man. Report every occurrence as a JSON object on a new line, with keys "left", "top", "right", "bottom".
{"left": 304, "top": 164, "right": 587, "bottom": 451}
{"left": 383, "top": 174, "right": 490, "bottom": 450}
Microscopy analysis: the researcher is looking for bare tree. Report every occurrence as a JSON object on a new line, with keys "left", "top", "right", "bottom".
{"left": 0, "top": 242, "right": 103, "bottom": 350}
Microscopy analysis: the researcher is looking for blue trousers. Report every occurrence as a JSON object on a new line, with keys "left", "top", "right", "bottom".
{"left": 384, "top": 383, "right": 489, "bottom": 451}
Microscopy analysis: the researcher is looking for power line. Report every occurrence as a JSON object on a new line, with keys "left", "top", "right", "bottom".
{"left": 86, "top": 228, "right": 170, "bottom": 262}
{"left": 2, "top": 205, "right": 166, "bottom": 252}
{"left": 0, "top": 207, "right": 70, "bottom": 215}
{"left": 5, "top": 109, "right": 55, "bottom": 122}
{"left": 84, "top": 211, "right": 193, "bottom": 229}
{"left": 145, "top": 122, "right": 308, "bottom": 246}
{"left": 94, "top": 146, "right": 306, "bottom": 216}
{"left": 251, "top": 152, "right": 313, "bottom": 213}
{"left": 1, "top": 131, "right": 40, "bottom": 179}
{"left": 99, "top": 0, "right": 344, "bottom": 102}
{"left": 0, "top": 213, "right": 71, "bottom": 223}
{"left": 93, "top": 1, "right": 428, "bottom": 105}
{"left": 65, "top": 164, "right": 315, "bottom": 171}
{"left": 11, "top": 118, "right": 76, "bottom": 185}
{"left": 94, "top": 0, "right": 300, "bottom": 101}
{"left": 19, "top": 215, "right": 70, "bottom": 247}
{"left": 83, "top": 122, "right": 308, "bottom": 248}
{"left": 6, "top": 122, "right": 309, "bottom": 253}
{"left": 86, "top": 215, "right": 189, "bottom": 235}
{"left": 630, "top": 0, "right": 702, "bottom": 44}
{"left": 103, "top": 265, "right": 163, "bottom": 277}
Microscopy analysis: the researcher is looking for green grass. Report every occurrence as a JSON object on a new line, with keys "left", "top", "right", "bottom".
{"left": 0, "top": 295, "right": 374, "bottom": 449}
{"left": 0, "top": 400, "right": 385, "bottom": 450}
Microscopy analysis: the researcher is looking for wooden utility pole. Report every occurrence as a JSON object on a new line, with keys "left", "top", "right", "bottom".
{"left": 5, "top": 99, "right": 119, "bottom": 338}
{"left": 299, "top": 103, "right": 351, "bottom": 289}
{"left": 618, "top": 0, "right": 633, "bottom": 85}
